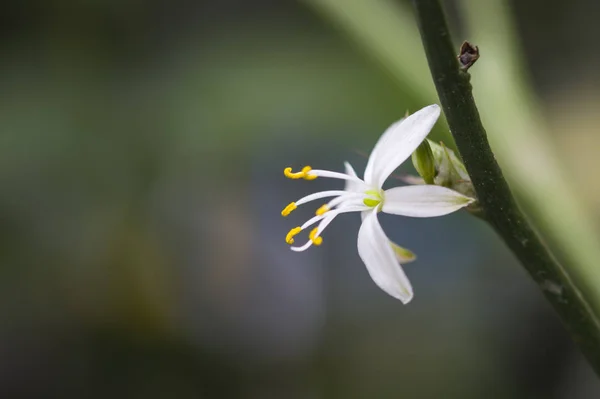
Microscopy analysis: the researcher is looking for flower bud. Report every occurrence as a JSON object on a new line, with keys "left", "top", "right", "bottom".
{"left": 428, "top": 140, "right": 477, "bottom": 199}
{"left": 411, "top": 139, "right": 436, "bottom": 184}
{"left": 390, "top": 242, "right": 416, "bottom": 263}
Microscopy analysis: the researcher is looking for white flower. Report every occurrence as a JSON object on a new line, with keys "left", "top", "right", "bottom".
{"left": 282, "top": 104, "right": 474, "bottom": 303}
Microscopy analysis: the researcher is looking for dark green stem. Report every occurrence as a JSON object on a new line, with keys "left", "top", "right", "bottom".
{"left": 412, "top": 0, "right": 600, "bottom": 374}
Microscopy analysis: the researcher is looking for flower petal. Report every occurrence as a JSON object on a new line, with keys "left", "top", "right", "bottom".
{"left": 382, "top": 185, "right": 474, "bottom": 217}
{"left": 360, "top": 211, "right": 415, "bottom": 263}
{"left": 357, "top": 209, "right": 413, "bottom": 303}
{"left": 363, "top": 117, "right": 405, "bottom": 184}
{"left": 366, "top": 104, "right": 441, "bottom": 188}
{"left": 344, "top": 161, "right": 358, "bottom": 178}
{"left": 343, "top": 161, "right": 363, "bottom": 193}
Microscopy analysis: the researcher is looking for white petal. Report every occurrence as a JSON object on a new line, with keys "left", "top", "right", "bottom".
{"left": 382, "top": 185, "right": 474, "bottom": 217}
{"left": 343, "top": 162, "right": 363, "bottom": 193}
{"left": 366, "top": 104, "right": 441, "bottom": 189}
{"left": 360, "top": 211, "right": 415, "bottom": 263}
{"left": 398, "top": 174, "right": 425, "bottom": 185}
{"left": 344, "top": 161, "right": 358, "bottom": 178}
{"left": 357, "top": 209, "right": 413, "bottom": 303}
{"left": 363, "top": 117, "right": 405, "bottom": 184}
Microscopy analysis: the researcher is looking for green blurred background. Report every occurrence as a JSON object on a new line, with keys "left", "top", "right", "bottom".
{"left": 1, "top": 0, "right": 600, "bottom": 397}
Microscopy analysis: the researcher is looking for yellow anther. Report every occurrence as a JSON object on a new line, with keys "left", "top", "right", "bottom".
{"left": 284, "top": 167, "right": 304, "bottom": 179}
{"left": 286, "top": 227, "right": 302, "bottom": 244}
{"left": 284, "top": 166, "right": 317, "bottom": 180}
{"left": 281, "top": 202, "right": 297, "bottom": 217}
{"left": 302, "top": 166, "right": 317, "bottom": 180}
{"left": 315, "top": 204, "right": 330, "bottom": 216}
{"left": 309, "top": 228, "right": 323, "bottom": 246}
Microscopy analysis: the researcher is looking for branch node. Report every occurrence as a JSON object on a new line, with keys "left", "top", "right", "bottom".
{"left": 458, "top": 41, "right": 480, "bottom": 71}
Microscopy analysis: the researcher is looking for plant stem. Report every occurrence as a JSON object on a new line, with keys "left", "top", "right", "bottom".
{"left": 457, "top": 0, "right": 600, "bottom": 320}
{"left": 412, "top": 0, "right": 600, "bottom": 374}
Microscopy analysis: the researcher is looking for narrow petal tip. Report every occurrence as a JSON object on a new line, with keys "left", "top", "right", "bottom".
{"left": 424, "top": 103, "right": 440, "bottom": 114}
{"left": 382, "top": 185, "right": 475, "bottom": 218}
{"left": 365, "top": 104, "right": 443, "bottom": 188}
{"left": 357, "top": 210, "right": 414, "bottom": 303}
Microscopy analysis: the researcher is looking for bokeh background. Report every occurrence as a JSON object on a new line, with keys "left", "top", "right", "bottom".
{"left": 1, "top": 0, "right": 600, "bottom": 398}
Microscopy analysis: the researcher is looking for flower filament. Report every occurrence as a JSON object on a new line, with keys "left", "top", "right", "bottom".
{"left": 282, "top": 165, "right": 379, "bottom": 250}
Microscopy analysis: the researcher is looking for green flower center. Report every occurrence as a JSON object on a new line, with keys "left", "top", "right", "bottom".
{"left": 363, "top": 189, "right": 383, "bottom": 208}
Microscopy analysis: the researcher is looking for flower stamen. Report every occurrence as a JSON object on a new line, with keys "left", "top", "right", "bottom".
{"left": 315, "top": 204, "right": 329, "bottom": 216}
{"left": 290, "top": 205, "right": 368, "bottom": 252}
{"left": 281, "top": 202, "right": 297, "bottom": 216}
{"left": 284, "top": 166, "right": 317, "bottom": 180}
{"left": 309, "top": 228, "right": 323, "bottom": 246}
{"left": 286, "top": 227, "right": 302, "bottom": 244}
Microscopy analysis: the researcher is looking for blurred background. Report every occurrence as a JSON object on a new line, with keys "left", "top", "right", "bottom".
{"left": 1, "top": 0, "right": 600, "bottom": 397}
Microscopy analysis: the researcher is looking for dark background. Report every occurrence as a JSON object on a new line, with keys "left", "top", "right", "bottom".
{"left": 1, "top": 0, "right": 599, "bottom": 397}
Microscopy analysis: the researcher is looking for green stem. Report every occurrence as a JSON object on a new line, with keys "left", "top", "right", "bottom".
{"left": 412, "top": 0, "right": 600, "bottom": 374}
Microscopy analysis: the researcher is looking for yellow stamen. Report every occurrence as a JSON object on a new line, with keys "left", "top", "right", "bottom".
{"left": 286, "top": 227, "right": 302, "bottom": 244}
{"left": 284, "top": 166, "right": 317, "bottom": 180}
{"left": 302, "top": 166, "right": 317, "bottom": 180}
{"left": 284, "top": 167, "right": 304, "bottom": 179}
{"left": 315, "top": 204, "right": 330, "bottom": 216}
{"left": 309, "top": 227, "right": 323, "bottom": 246}
{"left": 281, "top": 202, "right": 297, "bottom": 217}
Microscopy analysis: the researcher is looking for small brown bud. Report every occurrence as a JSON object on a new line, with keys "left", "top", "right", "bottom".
{"left": 458, "top": 41, "right": 480, "bottom": 71}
